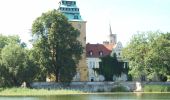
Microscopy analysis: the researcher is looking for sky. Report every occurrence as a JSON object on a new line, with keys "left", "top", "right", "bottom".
{"left": 0, "top": 0, "right": 170, "bottom": 47}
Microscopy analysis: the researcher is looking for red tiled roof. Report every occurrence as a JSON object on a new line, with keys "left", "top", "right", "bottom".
{"left": 86, "top": 43, "right": 114, "bottom": 58}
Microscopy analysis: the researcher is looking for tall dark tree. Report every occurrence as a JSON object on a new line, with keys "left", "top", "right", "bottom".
{"left": 32, "top": 10, "right": 83, "bottom": 82}
{"left": 95, "top": 54, "right": 128, "bottom": 81}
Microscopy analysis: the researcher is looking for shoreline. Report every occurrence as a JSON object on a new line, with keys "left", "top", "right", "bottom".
{"left": 1, "top": 88, "right": 170, "bottom": 96}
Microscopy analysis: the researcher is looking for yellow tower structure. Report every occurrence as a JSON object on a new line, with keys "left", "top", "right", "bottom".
{"left": 58, "top": 0, "right": 88, "bottom": 81}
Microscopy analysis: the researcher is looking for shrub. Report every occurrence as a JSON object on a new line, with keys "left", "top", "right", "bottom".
{"left": 111, "top": 85, "right": 129, "bottom": 92}
{"left": 159, "top": 75, "right": 167, "bottom": 82}
{"left": 97, "top": 89, "right": 105, "bottom": 92}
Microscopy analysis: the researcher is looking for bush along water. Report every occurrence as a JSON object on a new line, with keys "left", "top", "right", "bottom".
{"left": 111, "top": 85, "right": 130, "bottom": 92}
{"left": 144, "top": 85, "right": 170, "bottom": 92}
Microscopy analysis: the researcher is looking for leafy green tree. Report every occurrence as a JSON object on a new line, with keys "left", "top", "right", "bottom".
{"left": 145, "top": 33, "right": 170, "bottom": 81}
{"left": 31, "top": 10, "right": 83, "bottom": 82}
{"left": 122, "top": 31, "right": 170, "bottom": 81}
{"left": 0, "top": 35, "right": 40, "bottom": 86}
{"left": 0, "top": 43, "right": 40, "bottom": 86}
{"left": 95, "top": 54, "right": 128, "bottom": 81}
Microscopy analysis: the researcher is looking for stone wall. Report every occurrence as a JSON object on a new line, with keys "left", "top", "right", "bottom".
{"left": 30, "top": 82, "right": 136, "bottom": 92}
{"left": 30, "top": 82, "right": 170, "bottom": 92}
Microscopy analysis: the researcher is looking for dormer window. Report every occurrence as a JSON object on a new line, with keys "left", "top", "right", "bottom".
{"left": 99, "top": 51, "right": 103, "bottom": 56}
{"left": 89, "top": 51, "right": 93, "bottom": 56}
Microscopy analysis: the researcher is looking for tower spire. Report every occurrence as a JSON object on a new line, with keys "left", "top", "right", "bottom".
{"left": 109, "top": 23, "right": 112, "bottom": 35}
{"left": 109, "top": 23, "right": 117, "bottom": 44}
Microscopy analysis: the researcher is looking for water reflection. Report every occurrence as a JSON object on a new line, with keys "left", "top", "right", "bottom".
{"left": 0, "top": 93, "right": 170, "bottom": 100}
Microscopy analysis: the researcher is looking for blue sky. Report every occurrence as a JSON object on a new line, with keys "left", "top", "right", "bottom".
{"left": 0, "top": 0, "right": 170, "bottom": 47}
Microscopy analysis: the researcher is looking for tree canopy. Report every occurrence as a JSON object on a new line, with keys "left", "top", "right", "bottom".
{"left": 31, "top": 10, "right": 83, "bottom": 82}
{"left": 122, "top": 31, "right": 170, "bottom": 81}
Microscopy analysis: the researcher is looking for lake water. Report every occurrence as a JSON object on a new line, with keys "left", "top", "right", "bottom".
{"left": 0, "top": 93, "right": 170, "bottom": 100}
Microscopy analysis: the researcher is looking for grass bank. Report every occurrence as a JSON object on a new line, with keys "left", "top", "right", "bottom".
{"left": 0, "top": 88, "right": 86, "bottom": 96}
{"left": 144, "top": 85, "right": 170, "bottom": 92}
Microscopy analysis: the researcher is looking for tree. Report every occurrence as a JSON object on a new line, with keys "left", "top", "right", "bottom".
{"left": 0, "top": 43, "right": 40, "bottom": 86}
{"left": 145, "top": 33, "right": 170, "bottom": 81}
{"left": 122, "top": 31, "right": 170, "bottom": 81}
{"left": 31, "top": 10, "right": 83, "bottom": 82}
{"left": 95, "top": 54, "right": 128, "bottom": 81}
{"left": 0, "top": 35, "right": 40, "bottom": 86}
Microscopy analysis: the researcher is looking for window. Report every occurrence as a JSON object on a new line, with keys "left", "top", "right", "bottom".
{"left": 92, "top": 62, "right": 95, "bottom": 68}
{"left": 89, "top": 61, "right": 95, "bottom": 68}
{"left": 118, "top": 52, "right": 121, "bottom": 56}
{"left": 99, "top": 51, "right": 103, "bottom": 56}
{"left": 89, "top": 51, "right": 93, "bottom": 56}
{"left": 74, "top": 15, "right": 78, "bottom": 19}
{"left": 89, "top": 61, "right": 93, "bottom": 68}
{"left": 67, "top": 1, "right": 72, "bottom": 6}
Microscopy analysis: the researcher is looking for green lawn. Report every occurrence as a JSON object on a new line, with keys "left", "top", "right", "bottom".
{"left": 0, "top": 88, "right": 86, "bottom": 96}
{"left": 143, "top": 85, "right": 170, "bottom": 92}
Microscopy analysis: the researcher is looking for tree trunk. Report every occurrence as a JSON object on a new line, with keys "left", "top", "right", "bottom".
{"left": 55, "top": 69, "right": 59, "bottom": 82}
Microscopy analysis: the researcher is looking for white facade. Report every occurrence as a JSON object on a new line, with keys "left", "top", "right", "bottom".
{"left": 112, "top": 41, "right": 123, "bottom": 59}
{"left": 86, "top": 58, "right": 101, "bottom": 81}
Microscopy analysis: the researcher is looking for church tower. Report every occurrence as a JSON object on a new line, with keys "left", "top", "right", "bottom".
{"left": 58, "top": 0, "right": 88, "bottom": 81}
{"left": 109, "top": 24, "right": 117, "bottom": 45}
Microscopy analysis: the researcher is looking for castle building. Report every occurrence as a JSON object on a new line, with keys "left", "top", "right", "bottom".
{"left": 86, "top": 43, "right": 114, "bottom": 81}
{"left": 86, "top": 25, "right": 127, "bottom": 82}
{"left": 58, "top": 0, "right": 88, "bottom": 81}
